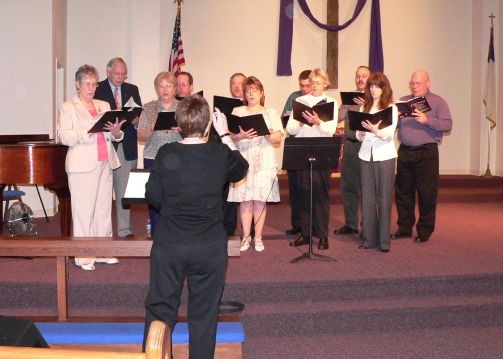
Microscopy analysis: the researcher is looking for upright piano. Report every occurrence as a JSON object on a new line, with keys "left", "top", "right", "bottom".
{"left": 0, "top": 134, "right": 71, "bottom": 236}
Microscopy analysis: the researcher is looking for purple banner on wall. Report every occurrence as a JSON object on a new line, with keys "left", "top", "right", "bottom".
{"left": 277, "top": 0, "right": 367, "bottom": 76}
{"left": 369, "top": 0, "right": 384, "bottom": 72}
{"left": 277, "top": 0, "right": 294, "bottom": 76}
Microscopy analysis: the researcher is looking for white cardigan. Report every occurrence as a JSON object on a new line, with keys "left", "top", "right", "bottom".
{"left": 356, "top": 104, "right": 398, "bottom": 162}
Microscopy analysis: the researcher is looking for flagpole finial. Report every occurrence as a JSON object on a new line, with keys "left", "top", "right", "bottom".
{"left": 489, "top": 13, "right": 495, "bottom": 27}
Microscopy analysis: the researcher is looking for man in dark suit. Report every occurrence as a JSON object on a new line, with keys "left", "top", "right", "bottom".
{"left": 94, "top": 57, "right": 142, "bottom": 237}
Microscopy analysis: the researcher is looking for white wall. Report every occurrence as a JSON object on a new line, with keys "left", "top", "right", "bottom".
{"left": 0, "top": 0, "right": 57, "bottom": 216}
{"left": 64, "top": 0, "right": 500, "bottom": 175}
{"left": 0, "top": 0, "right": 53, "bottom": 135}
{"left": 1, "top": 0, "right": 501, "bottom": 215}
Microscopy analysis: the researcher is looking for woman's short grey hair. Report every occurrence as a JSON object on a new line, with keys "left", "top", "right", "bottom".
{"left": 75, "top": 64, "right": 99, "bottom": 83}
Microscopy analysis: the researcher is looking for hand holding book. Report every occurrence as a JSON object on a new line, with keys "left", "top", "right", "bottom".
{"left": 348, "top": 107, "right": 393, "bottom": 132}
{"left": 360, "top": 119, "right": 382, "bottom": 134}
{"left": 103, "top": 118, "right": 126, "bottom": 138}
{"left": 340, "top": 91, "right": 365, "bottom": 106}
{"left": 292, "top": 101, "right": 334, "bottom": 127}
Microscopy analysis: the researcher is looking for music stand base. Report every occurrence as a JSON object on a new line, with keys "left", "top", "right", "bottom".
{"left": 290, "top": 251, "right": 336, "bottom": 263}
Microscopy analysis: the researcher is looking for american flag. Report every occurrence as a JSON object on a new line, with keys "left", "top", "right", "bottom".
{"left": 483, "top": 22, "right": 496, "bottom": 129}
{"left": 168, "top": 2, "right": 185, "bottom": 75}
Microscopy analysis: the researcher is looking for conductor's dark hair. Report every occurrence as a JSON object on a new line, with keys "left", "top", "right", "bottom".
{"left": 176, "top": 95, "right": 210, "bottom": 138}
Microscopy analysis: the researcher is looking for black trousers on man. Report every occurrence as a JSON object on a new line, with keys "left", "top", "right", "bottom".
{"left": 394, "top": 143, "right": 439, "bottom": 238}
{"left": 297, "top": 169, "right": 331, "bottom": 239}
{"left": 287, "top": 170, "right": 302, "bottom": 230}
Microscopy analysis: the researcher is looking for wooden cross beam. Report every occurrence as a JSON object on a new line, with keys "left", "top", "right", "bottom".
{"left": 327, "top": 0, "right": 339, "bottom": 89}
{"left": 489, "top": 13, "right": 495, "bottom": 27}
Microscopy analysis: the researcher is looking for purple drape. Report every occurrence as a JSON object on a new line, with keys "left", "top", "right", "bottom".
{"left": 369, "top": 0, "right": 384, "bottom": 72}
{"left": 277, "top": 0, "right": 294, "bottom": 76}
{"left": 277, "top": 0, "right": 367, "bottom": 76}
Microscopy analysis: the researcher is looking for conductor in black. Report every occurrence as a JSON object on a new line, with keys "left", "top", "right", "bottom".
{"left": 142, "top": 95, "right": 248, "bottom": 358}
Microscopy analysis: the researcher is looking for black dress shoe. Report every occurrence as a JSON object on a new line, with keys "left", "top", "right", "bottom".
{"left": 334, "top": 225, "right": 358, "bottom": 235}
{"left": 290, "top": 236, "right": 310, "bottom": 247}
{"left": 285, "top": 227, "right": 301, "bottom": 235}
{"left": 414, "top": 235, "right": 430, "bottom": 243}
{"left": 390, "top": 231, "right": 412, "bottom": 240}
{"left": 380, "top": 248, "right": 390, "bottom": 253}
{"left": 318, "top": 238, "right": 329, "bottom": 250}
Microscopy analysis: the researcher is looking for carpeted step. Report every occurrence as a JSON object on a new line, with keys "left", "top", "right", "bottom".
{"left": 240, "top": 295, "right": 503, "bottom": 337}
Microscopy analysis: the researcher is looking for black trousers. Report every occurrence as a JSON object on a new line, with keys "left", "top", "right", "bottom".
{"left": 340, "top": 139, "right": 362, "bottom": 231}
{"left": 297, "top": 169, "right": 331, "bottom": 239}
{"left": 395, "top": 143, "right": 439, "bottom": 238}
{"left": 144, "top": 239, "right": 227, "bottom": 359}
{"left": 287, "top": 169, "right": 302, "bottom": 229}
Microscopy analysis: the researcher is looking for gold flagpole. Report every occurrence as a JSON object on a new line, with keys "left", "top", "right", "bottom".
{"left": 484, "top": 13, "right": 495, "bottom": 178}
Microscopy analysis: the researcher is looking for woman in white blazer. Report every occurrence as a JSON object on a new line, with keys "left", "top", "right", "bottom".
{"left": 356, "top": 72, "right": 398, "bottom": 253}
{"left": 57, "top": 65, "right": 124, "bottom": 271}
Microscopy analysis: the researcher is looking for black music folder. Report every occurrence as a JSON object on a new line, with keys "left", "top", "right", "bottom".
{"left": 348, "top": 107, "right": 393, "bottom": 132}
{"left": 153, "top": 111, "right": 177, "bottom": 131}
{"left": 395, "top": 96, "right": 431, "bottom": 117}
{"left": 292, "top": 101, "right": 334, "bottom": 126}
{"left": 281, "top": 114, "right": 290, "bottom": 129}
{"left": 88, "top": 110, "right": 126, "bottom": 133}
{"left": 340, "top": 91, "right": 364, "bottom": 106}
{"left": 87, "top": 101, "right": 143, "bottom": 133}
{"left": 213, "top": 96, "right": 243, "bottom": 117}
{"left": 228, "top": 114, "right": 270, "bottom": 136}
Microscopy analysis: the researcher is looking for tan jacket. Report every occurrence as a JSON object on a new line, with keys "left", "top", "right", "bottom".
{"left": 57, "top": 96, "right": 123, "bottom": 173}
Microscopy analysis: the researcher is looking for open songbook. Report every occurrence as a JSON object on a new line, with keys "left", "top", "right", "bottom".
{"left": 348, "top": 107, "right": 393, "bottom": 132}
{"left": 292, "top": 101, "right": 335, "bottom": 126}
{"left": 228, "top": 114, "right": 270, "bottom": 136}
{"left": 395, "top": 96, "right": 431, "bottom": 117}
{"left": 213, "top": 96, "right": 243, "bottom": 118}
{"left": 153, "top": 111, "right": 177, "bottom": 131}
{"left": 88, "top": 98, "right": 143, "bottom": 133}
{"left": 340, "top": 91, "right": 364, "bottom": 106}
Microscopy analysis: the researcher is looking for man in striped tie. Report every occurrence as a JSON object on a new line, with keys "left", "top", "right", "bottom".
{"left": 95, "top": 57, "right": 142, "bottom": 238}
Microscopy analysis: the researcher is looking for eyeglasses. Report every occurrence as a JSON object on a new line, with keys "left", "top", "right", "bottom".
{"left": 80, "top": 82, "right": 98, "bottom": 88}
{"left": 111, "top": 72, "right": 128, "bottom": 79}
{"left": 158, "top": 84, "right": 174, "bottom": 90}
{"left": 311, "top": 80, "right": 324, "bottom": 86}
{"left": 177, "top": 83, "right": 190, "bottom": 87}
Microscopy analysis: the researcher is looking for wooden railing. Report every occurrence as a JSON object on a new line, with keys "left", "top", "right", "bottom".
{"left": 0, "top": 236, "right": 240, "bottom": 321}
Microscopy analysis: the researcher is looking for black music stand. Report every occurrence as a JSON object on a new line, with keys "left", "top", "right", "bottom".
{"left": 282, "top": 136, "right": 343, "bottom": 263}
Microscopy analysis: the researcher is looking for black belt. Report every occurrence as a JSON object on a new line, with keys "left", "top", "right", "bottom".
{"left": 401, "top": 143, "right": 436, "bottom": 150}
{"left": 345, "top": 138, "right": 359, "bottom": 143}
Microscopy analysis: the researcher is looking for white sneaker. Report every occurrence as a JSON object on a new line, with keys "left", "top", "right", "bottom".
{"left": 95, "top": 257, "right": 119, "bottom": 264}
{"left": 254, "top": 237, "right": 265, "bottom": 252}
{"left": 80, "top": 263, "right": 95, "bottom": 271}
{"left": 240, "top": 237, "right": 251, "bottom": 251}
